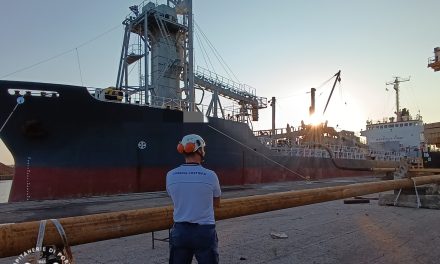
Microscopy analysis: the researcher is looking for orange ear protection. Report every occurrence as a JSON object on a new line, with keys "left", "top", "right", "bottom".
{"left": 184, "top": 142, "right": 196, "bottom": 153}
{"left": 177, "top": 143, "right": 185, "bottom": 153}
{"left": 177, "top": 142, "right": 196, "bottom": 154}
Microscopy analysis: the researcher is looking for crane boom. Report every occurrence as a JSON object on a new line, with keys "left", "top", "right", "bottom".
{"left": 322, "top": 70, "right": 341, "bottom": 115}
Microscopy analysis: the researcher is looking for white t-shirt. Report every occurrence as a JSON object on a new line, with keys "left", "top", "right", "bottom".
{"left": 166, "top": 163, "right": 221, "bottom": 225}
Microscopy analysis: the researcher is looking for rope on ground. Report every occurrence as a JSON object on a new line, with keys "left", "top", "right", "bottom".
{"left": 34, "top": 219, "right": 75, "bottom": 263}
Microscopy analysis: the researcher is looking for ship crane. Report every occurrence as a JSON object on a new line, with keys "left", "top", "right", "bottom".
{"left": 427, "top": 47, "right": 440, "bottom": 72}
{"left": 114, "top": 0, "right": 266, "bottom": 124}
{"left": 322, "top": 70, "right": 341, "bottom": 115}
{"left": 386, "top": 76, "right": 410, "bottom": 122}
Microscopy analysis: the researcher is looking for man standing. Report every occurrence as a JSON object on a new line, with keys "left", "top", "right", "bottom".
{"left": 166, "top": 134, "right": 221, "bottom": 264}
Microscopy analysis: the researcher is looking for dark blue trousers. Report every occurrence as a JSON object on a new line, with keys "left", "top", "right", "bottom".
{"left": 169, "top": 222, "right": 219, "bottom": 264}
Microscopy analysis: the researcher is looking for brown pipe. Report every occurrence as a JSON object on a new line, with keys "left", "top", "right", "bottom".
{"left": 409, "top": 168, "right": 440, "bottom": 173}
{"left": 1, "top": 174, "right": 440, "bottom": 258}
{"left": 371, "top": 167, "right": 396, "bottom": 172}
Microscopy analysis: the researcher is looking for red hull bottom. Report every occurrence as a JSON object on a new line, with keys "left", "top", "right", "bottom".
{"left": 9, "top": 166, "right": 373, "bottom": 202}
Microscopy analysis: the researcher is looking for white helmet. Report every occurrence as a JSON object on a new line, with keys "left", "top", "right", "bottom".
{"left": 177, "top": 134, "right": 206, "bottom": 154}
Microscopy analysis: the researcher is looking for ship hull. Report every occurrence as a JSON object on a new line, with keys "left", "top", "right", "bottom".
{"left": 423, "top": 150, "right": 440, "bottom": 168}
{"left": 0, "top": 81, "right": 394, "bottom": 202}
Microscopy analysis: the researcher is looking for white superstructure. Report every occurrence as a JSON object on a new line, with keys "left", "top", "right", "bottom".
{"left": 361, "top": 117, "right": 424, "bottom": 157}
{"left": 360, "top": 77, "right": 424, "bottom": 159}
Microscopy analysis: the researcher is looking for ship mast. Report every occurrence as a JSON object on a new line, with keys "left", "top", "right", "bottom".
{"left": 386, "top": 76, "right": 410, "bottom": 122}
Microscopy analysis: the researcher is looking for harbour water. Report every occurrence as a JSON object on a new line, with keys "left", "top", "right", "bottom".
{"left": 0, "top": 180, "right": 11, "bottom": 203}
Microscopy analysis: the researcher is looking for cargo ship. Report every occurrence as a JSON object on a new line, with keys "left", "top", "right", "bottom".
{"left": 360, "top": 51, "right": 440, "bottom": 169}
{"left": 0, "top": 0, "right": 396, "bottom": 202}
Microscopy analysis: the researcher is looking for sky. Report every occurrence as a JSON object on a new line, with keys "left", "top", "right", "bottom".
{"left": 0, "top": 0, "right": 439, "bottom": 165}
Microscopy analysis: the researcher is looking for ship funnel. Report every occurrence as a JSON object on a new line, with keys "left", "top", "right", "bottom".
{"left": 309, "top": 88, "right": 316, "bottom": 116}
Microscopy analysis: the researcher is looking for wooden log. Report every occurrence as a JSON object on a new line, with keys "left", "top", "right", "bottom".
{"left": 409, "top": 168, "right": 440, "bottom": 173}
{"left": 1, "top": 174, "right": 440, "bottom": 258}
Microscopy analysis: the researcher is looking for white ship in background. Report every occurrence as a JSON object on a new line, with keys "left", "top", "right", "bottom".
{"left": 361, "top": 77, "right": 424, "bottom": 165}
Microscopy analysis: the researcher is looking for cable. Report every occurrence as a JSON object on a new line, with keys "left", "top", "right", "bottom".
{"left": 277, "top": 90, "right": 309, "bottom": 101}
{"left": 128, "top": 61, "right": 138, "bottom": 76}
{"left": 195, "top": 29, "right": 215, "bottom": 72}
{"left": 75, "top": 48, "right": 84, "bottom": 86}
{"left": 207, "top": 125, "right": 309, "bottom": 180}
{"left": 279, "top": 72, "right": 338, "bottom": 101}
{"left": 194, "top": 21, "right": 240, "bottom": 83}
{"left": 0, "top": 103, "right": 20, "bottom": 133}
{"left": 315, "top": 75, "right": 335, "bottom": 90}
{"left": 1, "top": 24, "right": 122, "bottom": 80}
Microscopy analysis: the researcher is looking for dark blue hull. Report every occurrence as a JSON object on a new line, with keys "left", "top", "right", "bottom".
{"left": 0, "top": 81, "right": 395, "bottom": 201}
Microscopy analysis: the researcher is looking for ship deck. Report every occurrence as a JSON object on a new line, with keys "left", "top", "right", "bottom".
{"left": 1, "top": 176, "right": 439, "bottom": 263}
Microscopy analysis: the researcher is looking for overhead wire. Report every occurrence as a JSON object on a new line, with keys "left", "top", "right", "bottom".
{"left": 0, "top": 24, "right": 122, "bottom": 80}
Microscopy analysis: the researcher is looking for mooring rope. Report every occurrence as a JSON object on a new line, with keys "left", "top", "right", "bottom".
{"left": 0, "top": 98, "right": 22, "bottom": 133}
{"left": 35, "top": 219, "right": 75, "bottom": 263}
{"left": 207, "top": 124, "right": 310, "bottom": 180}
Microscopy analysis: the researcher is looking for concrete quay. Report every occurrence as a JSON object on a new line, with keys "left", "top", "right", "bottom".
{"left": 1, "top": 176, "right": 439, "bottom": 263}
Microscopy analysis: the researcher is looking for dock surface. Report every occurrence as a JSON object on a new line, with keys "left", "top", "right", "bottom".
{"left": 1, "top": 176, "right": 439, "bottom": 263}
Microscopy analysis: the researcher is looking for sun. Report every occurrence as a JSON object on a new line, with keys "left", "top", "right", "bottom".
{"left": 309, "top": 113, "right": 325, "bottom": 126}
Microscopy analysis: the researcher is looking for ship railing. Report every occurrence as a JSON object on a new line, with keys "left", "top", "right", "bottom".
{"left": 87, "top": 86, "right": 253, "bottom": 122}
{"left": 195, "top": 66, "right": 257, "bottom": 97}
{"left": 126, "top": 0, "right": 185, "bottom": 25}
{"left": 368, "top": 150, "right": 404, "bottom": 162}
{"left": 270, "top": 146, "right": 366, "bottom": 160}
{"left": 149, "top": 95, "right": 187, "bottom": 110}
{"left": 267, "top": 143, "right": 403, "bottom": 161}
{"left": 254, "top": 126, "right": 299, "bottom": 137}
{"left": 149, "top": 96, "right": 243, "bottom": 120}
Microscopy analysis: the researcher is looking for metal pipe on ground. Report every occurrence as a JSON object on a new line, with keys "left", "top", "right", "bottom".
{"left": 1, "top": 174, "right": 440, "bottom": 258}
{"left": 371, "top": 168, "right": 440, "bottom": 173}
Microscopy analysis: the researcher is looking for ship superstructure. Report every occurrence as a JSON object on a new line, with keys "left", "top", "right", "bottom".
{"left": 109, "top": 0, "right": 266, "bottom": 123}
{"left": 361, "top": 77, "right": 424, "bottom": 163}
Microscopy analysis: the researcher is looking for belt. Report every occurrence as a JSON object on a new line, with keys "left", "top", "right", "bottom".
{"left": 175, "top": 222, "right": 199, "bottom": 226}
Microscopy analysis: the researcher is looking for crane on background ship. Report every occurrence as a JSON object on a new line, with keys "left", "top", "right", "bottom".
{"left": 423, "top": 47, "right": 440, "bottom": 167}
{"left": 427, "top": 47, "right": 440, "bottom": 72}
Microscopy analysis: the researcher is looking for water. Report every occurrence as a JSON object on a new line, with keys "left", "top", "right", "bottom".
{"left": 0, "top": 180, "right": 12, "bottom": 203}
